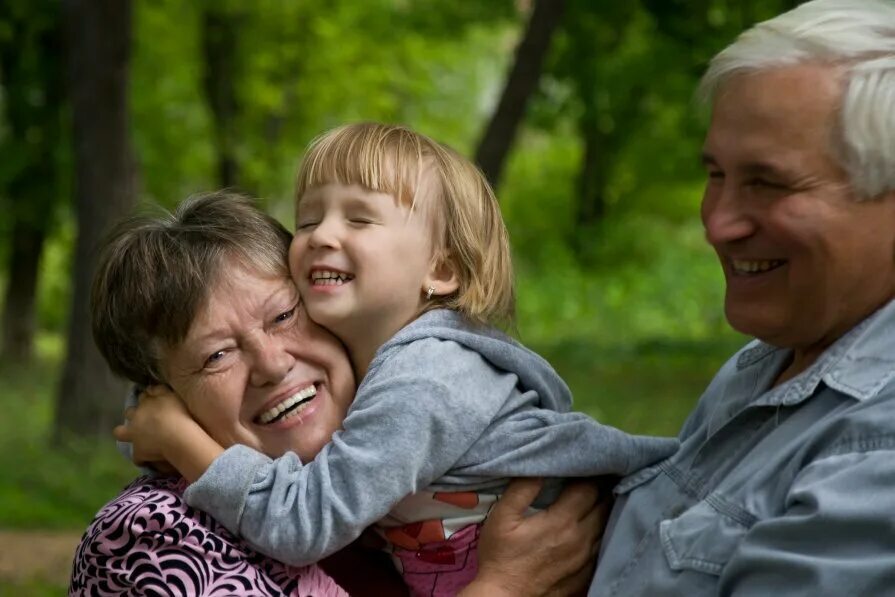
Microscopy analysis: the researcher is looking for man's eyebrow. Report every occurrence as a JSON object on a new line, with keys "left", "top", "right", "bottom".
{"left": 742, "top": 161, "right": 790, "bottom": 178}
{"left": 699, "top": 153, "right": 790, "bottom": 177}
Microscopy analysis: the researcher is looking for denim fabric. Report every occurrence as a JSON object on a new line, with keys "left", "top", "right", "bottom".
{"left": 590, "top": 298, "right": 895, "bottom": 596}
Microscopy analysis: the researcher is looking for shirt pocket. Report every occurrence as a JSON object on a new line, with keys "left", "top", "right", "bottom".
{"left": 659, "top": 493, "right": 755, "bottom": 576}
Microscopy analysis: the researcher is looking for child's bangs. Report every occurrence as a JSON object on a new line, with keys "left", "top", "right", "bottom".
{"left": 297, "top": 125, "right": 426, "bottom": 209}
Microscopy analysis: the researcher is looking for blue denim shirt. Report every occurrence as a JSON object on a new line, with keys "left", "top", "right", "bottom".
{"left": 590, "top": 298, "right": 895, "bottom": 596}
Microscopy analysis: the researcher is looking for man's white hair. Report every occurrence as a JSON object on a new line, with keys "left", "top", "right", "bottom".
{"left": 699, "top": 0, "right": 895, "bottom": 199}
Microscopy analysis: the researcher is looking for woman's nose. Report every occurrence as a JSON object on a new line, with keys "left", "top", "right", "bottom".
{"left": 248, "top": 337, "right": 294, "bottom": 387}
{"left": 701, "top": 186, "right": 756, "bottom": 246}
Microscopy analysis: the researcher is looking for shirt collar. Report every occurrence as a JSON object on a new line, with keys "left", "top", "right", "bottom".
{"left": 735, "top": 298, "right": 895, "bottom": 404}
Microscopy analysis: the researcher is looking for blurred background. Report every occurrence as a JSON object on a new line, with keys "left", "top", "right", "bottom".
{"left": 0, "top": 0, "right": 797, "bottom": 592}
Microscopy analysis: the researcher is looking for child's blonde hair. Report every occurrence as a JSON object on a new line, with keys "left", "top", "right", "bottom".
{"left": 295, "top": 122, "right": 514, "bottom": 325}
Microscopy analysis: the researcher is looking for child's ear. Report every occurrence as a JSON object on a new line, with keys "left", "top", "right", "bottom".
{"left": 424, "top": 252, "right": 460, "bottom": 297}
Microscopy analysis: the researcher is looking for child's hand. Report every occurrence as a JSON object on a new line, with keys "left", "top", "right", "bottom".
{"left": 113, "top": 385, "right": 226, "bottom": 483}
{"left": 113, "top": 385, "right": 198, "bottom": 466}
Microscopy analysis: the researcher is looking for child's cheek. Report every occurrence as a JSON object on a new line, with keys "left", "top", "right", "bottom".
{"left": 287, "top": 236, "right": 307, "bottom": 289}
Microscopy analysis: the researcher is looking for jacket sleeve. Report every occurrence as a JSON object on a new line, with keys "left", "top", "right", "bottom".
{"left": 184, "top": 339, "right": 510, "bottom": 566}
{"left": 719, "top": 446, "right": 895, "bottom": 596}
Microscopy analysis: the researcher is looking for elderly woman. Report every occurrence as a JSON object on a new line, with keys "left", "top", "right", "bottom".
{"left": 71, "top": 192, "right": 601, "bottom": 595}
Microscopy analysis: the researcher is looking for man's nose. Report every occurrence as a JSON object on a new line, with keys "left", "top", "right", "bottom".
{"left": 248, "top": 336, "right": 294, "bottom": 387}
{"left": 701, "top": 186, "right": 756, "bottom": 246}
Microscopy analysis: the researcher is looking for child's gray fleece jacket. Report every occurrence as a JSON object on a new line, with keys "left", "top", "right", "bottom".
{"left": 184, "top": 309, "right": 678, "bottom": 566}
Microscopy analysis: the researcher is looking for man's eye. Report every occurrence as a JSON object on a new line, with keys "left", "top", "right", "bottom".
{"left": 707, "top": 170, "right": 724, "bottom": 181}
{"left": 747, "top": 178, "right": 785, "bottom": 190}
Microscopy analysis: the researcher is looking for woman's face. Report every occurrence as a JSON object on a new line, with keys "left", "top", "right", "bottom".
{"left": 158, "top": 262, "right": 355, "bottom": 462}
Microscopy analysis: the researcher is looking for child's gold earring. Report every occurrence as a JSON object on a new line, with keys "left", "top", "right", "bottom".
{"left": 425, "top": 286, "right": 435, "bottom": 300}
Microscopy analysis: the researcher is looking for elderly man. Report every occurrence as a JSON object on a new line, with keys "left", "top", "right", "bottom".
{"left": 469, "top": 2, "right": 895, "bottom": 594}
{"left": 583, "top": 0, "right": 895, "bottom": 595}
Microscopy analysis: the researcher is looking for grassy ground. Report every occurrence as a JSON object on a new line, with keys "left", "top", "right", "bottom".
{"left": 0, "top": 330, "right": 745, "bottom": 593}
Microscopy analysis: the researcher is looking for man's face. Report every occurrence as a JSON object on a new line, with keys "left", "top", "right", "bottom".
{"left": 701, "top": 64, "right": 895, "bottom": 357}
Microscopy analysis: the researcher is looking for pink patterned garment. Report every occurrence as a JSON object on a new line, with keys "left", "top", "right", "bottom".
{"left": 70, "top": 476, "right": 347, "bottom": 596}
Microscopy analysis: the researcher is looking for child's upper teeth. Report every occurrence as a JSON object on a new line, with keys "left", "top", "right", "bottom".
{"left": 311, "top": 270, "right": 349, "bottom": 280}
{"left": 258, "top": 385, "right": 317, "bottom": 424}
{"left": 311, "top": 270, "right": 354, "bottom": 283}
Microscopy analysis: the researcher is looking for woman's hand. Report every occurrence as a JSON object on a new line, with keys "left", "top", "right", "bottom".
{"left": 113, "top": 385, "right": 224, "bottom": 482}
{"left": 462, "top": 478, "right": 609, "bottom": 597}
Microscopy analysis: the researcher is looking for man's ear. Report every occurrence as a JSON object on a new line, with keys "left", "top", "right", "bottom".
{"left": 424, "top": 252, "right": 460, "bottom": 297}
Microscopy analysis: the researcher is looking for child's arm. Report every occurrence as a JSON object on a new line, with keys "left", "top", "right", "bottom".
{"left": 113, "top": 386, "right": 224, "bottom": 482}
{"left": 183, "top": 339, "right": 508, "bottom": 567}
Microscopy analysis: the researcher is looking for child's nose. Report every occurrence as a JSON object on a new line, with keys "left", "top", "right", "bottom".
{"left": 308, "top": 218, "right": 341, "bottom": 250}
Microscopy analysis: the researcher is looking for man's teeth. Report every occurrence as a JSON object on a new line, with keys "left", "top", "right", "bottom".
{"left": 311, "top": 270, "right": 354, "bottom": 286}
{"left": 731, "top": 259, "right": 785, "bottom": 274}
{"left": 257, "top": 385, "right": 317, "bottom": 424}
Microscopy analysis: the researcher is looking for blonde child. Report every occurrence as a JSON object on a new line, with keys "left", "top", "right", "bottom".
{"left": 120, "top": 123, "right": 676, "bottom": 596}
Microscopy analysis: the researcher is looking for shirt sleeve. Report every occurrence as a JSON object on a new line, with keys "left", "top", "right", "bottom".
{"left": 719, "top": 447, "right": 895, "bottom": 596}
{"left": 185, "top": 339, "right": 511, "bottom": 566}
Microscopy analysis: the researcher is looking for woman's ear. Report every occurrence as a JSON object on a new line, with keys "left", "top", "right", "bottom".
{"left": 424, "top": 252, "right": 460, "bottom": 297}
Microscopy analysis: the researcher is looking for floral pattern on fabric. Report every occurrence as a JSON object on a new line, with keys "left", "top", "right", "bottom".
{"left": 69, "top": 476, "right": 346, "bottom": 596}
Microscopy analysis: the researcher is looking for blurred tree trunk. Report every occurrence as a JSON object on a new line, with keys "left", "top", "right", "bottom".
{"left": 54, "top": 0, "right": 136, "bottom": 440}
{"left": 0, "top": 3, "right": 66, "bottom": 364}
{"left": 576, "top": 117, "right": 609, "bottom": 229}
{"left": 1, "top": 222, "right": 48, "bottom": 363}
{"left": 202, "top": 6, "right": 241, "bottom": 188}
{"left": 474, "top": 0, "right": 566, "bottom": 191}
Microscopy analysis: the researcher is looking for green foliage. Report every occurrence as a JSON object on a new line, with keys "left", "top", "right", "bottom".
{"left": 0, "top": 0, "right": 778, "bottom": 515}
{"left": 0, "top": 579, "right": 64, "bottom": 596}
{"left": 0, "top": 344, "right": 133, "bottom": 530}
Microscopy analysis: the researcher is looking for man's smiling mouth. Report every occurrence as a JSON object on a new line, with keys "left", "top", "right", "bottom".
{"left": 310, "top": 270, "right": 355, "bottom": 286}
{"left": 731, "top": 259, "right": 786, "bottom": 275}
{"left": 256, "top": 385, "right": 317, "bottom": 424}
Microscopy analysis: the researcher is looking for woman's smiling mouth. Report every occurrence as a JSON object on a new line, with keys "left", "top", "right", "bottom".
{"left": 256, "top": 384, "right": 318, "bottom": 424}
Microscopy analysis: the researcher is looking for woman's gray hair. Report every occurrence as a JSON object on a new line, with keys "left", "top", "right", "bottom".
{"left": 91, "top": 191, "right": 292, "bottom": 385}
{"left": 698, "top": 0, "right": 895, "bottom": 199}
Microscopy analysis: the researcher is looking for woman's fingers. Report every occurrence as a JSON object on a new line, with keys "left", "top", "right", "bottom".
{"left": 112, "top": 424, "right": 131, "bottom": 442}
{"left": 143, "top": 384, "right": 169, "bottom": 398}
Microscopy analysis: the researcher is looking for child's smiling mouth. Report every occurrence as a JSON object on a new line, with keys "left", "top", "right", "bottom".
{"left": 310, "top": 269, "right": 355, "bottom": 286}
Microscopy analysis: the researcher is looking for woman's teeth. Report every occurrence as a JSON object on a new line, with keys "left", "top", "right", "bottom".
{"left": 257, "top": 385, "right": 317, "bottom": 424}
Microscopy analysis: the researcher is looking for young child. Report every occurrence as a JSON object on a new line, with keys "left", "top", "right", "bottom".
{"left": 121, "top": 123, "right": 677, "bottom": 596}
